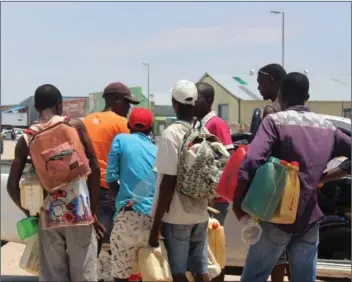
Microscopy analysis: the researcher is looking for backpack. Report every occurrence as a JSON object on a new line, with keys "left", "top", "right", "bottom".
{"left": 24, "top": 116, "right": 91, "bottom": 193}
{"left": 175, "top": 121, "right": 230, "bottom": 200}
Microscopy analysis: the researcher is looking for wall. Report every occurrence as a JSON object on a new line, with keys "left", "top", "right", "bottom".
{"left": 306, "top": 101, "right": 351, "bottom": 117}
{"left": 62, "top": 98, "right": 87, "bottom": 119}
{"left": 199, "top": 75, "right": 240, "bottom": 126}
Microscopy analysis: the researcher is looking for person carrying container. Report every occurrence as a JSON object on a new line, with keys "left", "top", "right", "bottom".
{"left": 149, "top": 80, "right": 212, "bottom": 282}
{"left": 106, "top": 108, "right": 157, "bottom": 282}
{"left": 7, "top": 84, "right": 105, "bottom": 281}
{"left": 233, "top": 72, "right": 351, "bottom": 282}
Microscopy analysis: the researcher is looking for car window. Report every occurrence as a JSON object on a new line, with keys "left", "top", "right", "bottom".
{"left": 326, "top": 119, "right": 351, "bottom": 136}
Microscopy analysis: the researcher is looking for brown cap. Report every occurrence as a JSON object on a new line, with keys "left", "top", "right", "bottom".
{"left": 103, "top": 82, "right": 140, "bottom": 105}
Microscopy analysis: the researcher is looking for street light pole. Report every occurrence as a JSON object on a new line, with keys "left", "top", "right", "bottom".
{"left": 142, "top": 62, "right": 150, "bottom": 109}
{"left": 270, "top": 11, "right": 285, "bottom": 68}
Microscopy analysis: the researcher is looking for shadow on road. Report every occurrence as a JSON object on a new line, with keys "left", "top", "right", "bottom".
{"left": 1, "top": 275, "right": 38, "bottom": 282}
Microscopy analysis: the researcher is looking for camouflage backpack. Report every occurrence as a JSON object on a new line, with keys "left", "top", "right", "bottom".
{"left": 175, "top": 121, "right": 230, "bottom": 200}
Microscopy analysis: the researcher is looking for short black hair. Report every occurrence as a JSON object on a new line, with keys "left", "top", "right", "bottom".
{"left": 259, "top": 64, "right": 287, "bottom": 85}
{"left": 34, "top": 84, "right": 62, "bottom": 111}
{"left": 196, "top": 82, "right": 214, "bottom": 105}
{"left": 280, "top": 72, "right": 309, "bottom": 106}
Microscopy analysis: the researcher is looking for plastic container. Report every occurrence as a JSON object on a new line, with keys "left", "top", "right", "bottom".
{"left": 20, "top": 173, "right": 44, "bottom": 216}
{"left": 240, "top": 215, "right": 262, "bottom": 245}
{"left": 17, "top": 217, "right": 39, "bottom": 241}
{"left": 216, "top": 145, "right": 248, "bottom": 202}
{"left": 20, "top": 233, "right": 40, "bottom": 275}
{"left": 138, "top": 241, "right": 173, "bottom": 281}
{"left": 241, "top": 157, "right": 288, "bottom": 221}
{"left": 271, "top": 161, "right": 300, "bottom": 224}
{"left": 208, "top": 218, "right": 226, "bottom": 269}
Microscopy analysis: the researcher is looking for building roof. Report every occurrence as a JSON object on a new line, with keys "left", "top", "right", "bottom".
{"left": 199, "top": 72, "right": 351, "bottom": 101}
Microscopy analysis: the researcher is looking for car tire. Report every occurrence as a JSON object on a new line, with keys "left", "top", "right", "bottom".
{"left": 319, "top": 226, "right": 351, "bottom": 260}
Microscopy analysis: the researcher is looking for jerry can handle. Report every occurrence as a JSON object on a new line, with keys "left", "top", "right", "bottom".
{"left": 207, "top": 206, "right": 220, "bottom": 215}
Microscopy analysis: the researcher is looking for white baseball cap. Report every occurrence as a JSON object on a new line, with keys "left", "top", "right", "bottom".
{"left": 171, "top": 80, "right": 198, "bottom": 106}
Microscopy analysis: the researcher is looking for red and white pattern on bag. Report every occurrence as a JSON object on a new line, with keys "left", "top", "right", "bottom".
{"left": 40, "top": 178, "right": 94, "bottom": 229}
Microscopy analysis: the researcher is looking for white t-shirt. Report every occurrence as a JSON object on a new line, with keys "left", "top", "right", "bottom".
{"left": 150, "top": 122, "right": 209, "bottom": 225}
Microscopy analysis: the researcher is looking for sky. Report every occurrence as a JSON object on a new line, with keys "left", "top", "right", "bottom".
{"left": 1, "top": 1, "right": 351, "bottom": 105}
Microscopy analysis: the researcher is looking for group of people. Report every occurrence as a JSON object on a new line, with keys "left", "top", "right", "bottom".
{"left": 7, "top": 62, "right": 351, "bottom": 282}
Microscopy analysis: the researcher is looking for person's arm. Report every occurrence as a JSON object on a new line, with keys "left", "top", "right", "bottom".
{"left": 233, "top": 116, "right": 278, "bottom": 220}
{"left": 331, "top": 129, "right": 351, "bottom": 160}
{"left": 149, "top": 131, "right": 179, "bottom": 247}
{"left": 71, "top": 119, "right": 100, "bottom": 215}
{"left": 106, "top": 136, "right": 121, "bottom": 198}
{"left": 7, "top": 137, "right": 30, "bottom": 216}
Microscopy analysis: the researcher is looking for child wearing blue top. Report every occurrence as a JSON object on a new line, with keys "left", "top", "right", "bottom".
{"left": 106, "top": 108, "right": 157, "bottom": 282}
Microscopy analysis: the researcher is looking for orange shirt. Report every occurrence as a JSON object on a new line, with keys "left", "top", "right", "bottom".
{"left": 83, "top": 111, "right": 129, "bottom": 188}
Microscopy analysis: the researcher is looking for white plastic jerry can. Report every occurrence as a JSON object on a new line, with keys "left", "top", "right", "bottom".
{"left": 20, "top": 173, "right": 44, "bottom": 216}
{"left": 20, "top": 233, "right": 40, "bottom": 276}
{"left": 138, "top": 241, "right": 173, "bottom": 282}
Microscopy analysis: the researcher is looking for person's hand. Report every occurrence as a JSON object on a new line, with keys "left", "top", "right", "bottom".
{"left": 148, "top": 225, "right": 161, "bottom": 248}
{"left": 232, "top": 203, "right": 248, "bottom": 221}
{"left": 316, "top": 181, "right": 324, "bottom": 188}
{"left": 92, "top": 214, "right": 106, "bottom": 241}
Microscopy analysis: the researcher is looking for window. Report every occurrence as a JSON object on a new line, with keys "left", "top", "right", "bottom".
{"left": 218, "top": 104, "right": 229, "bottom": 121}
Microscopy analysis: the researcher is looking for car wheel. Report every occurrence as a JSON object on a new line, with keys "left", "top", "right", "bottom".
{"left": 319, "top": 226, "right": 351, "bottom": 260}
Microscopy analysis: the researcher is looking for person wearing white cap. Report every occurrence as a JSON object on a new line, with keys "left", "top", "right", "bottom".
{"left": 149, "top": 80, "right": 210, "bottom": 282}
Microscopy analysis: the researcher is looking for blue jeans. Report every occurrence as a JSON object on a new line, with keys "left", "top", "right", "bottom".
{"left": 214, "top": 202, "right": 230, "bottom": 226}
{"left": 162, "top": 222, "right": 208, "bottom": 276}
{"left": 96, "top": 188, "right": 116, "bottom": 245}
{"left": 241, "top": 222, "right": 319, "bottom": 282}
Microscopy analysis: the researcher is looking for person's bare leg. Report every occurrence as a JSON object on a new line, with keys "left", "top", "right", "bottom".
{"left": 271, "top": 264, "right": 286, "bottom": 282}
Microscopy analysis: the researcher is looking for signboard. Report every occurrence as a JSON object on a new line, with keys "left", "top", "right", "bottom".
{"left": 62, "top": 99, "right": 87, "bottom": 118}
{"left": 1, "top": 112, "right": 28, "bottom": 126}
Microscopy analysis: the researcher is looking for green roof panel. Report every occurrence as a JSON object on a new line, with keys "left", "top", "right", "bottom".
{"left": 233, "top": 76, "right": 247, "bottom": 85}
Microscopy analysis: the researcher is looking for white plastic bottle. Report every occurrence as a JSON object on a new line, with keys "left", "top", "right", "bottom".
{"left": 240, "top": 215, "right": 262, "bottom": 245}
{"left": 20, "top": 173, "right": 44, "bottom": 216}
